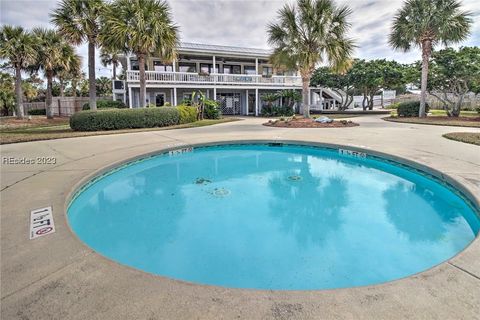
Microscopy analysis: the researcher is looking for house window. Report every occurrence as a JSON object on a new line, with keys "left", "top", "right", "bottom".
{"left": 223, "top": 65, "right": 241, "bottom": 74}
{"left": 153, "top": 60, "right": 173, "bottom": 72}
{"left": 200, "top": 63, "right": 220, "bottom": 74}
{"left": 262, "top": 66, "right": 273, "bottom": 76}
{"left": 179, "top": 62, "right": 196, "bottom": 73}
{"left": 244, "top": 66, "right": 256, "bottom": 75}
{"left": 130, "top": 59, "right": 147, "bottom": 71}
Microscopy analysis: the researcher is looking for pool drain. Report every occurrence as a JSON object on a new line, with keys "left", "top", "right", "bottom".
{"left": 213, "top": 188, "right": 231, "bottom": 197}
{"left": 288, "top": 175, "right": 302, "bottom": 181}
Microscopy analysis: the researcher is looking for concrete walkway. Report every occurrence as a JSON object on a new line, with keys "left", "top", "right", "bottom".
{"left": 1, "top": 115, "right": 479, "bottom": 319}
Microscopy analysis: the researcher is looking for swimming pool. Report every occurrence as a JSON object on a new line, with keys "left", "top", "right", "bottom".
{"left": 67, "top": 143, "right": 479, "bottom": 290}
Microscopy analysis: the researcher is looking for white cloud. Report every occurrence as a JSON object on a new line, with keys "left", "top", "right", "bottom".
{"left": 1, "top": 0, "right": 479, "bottom": 77}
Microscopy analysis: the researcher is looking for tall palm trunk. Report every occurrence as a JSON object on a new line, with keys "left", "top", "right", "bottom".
{"left": 88, "top": 40, "right": 97, "bottom": 110}
{"left": 14, "top": 66, "right": 25, "bottom": 119}
{"left": 112, "top": 63, "right": 116, "bottom": 80}
{"left": 138, "top": 54, "right": 147, "bottom": 107}
{"left": 46, "top": 70, "right": 54, "bottom": 119}
{"left": 301, "top": 76, "right": 310, "bottom": 117}
{"left": 419, "top": 40, "right": 431, "bottom": 118}
{"left": 72, "top": 79, "right": 77, "bottom": 97}
{"left": 59, "top": 78, "right": 65, "bottom": 97}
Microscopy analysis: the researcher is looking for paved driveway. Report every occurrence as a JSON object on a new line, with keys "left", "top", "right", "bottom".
{"left": 1, "top": 116, "right": 479, "bottom": 319}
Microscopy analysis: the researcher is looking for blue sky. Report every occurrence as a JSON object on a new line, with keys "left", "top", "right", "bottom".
{"left": 1, "top": 0, "right": 479, "bottom": 77}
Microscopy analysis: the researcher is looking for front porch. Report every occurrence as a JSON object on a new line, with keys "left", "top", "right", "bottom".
{"left": 128, "top": 87, "right": 294, "bottom": 116}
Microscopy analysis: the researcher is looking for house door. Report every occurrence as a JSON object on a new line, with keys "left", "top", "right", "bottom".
{"left": 155, "top": 93, "right": 165, "bottom": 106}
{"left": 248, "top": 93, "right": 256, "bottom": 114}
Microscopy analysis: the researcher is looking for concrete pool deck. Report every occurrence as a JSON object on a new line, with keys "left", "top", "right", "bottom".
{"left": 1, "top": 115, "right": 479, "bottom": 319}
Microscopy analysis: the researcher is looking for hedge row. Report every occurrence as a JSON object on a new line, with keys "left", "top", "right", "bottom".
{"left": 70, "top": 107, "right": 181, "bottom": 131}
{"left": 397, "top": 101, "right": 430, "bottom": 117}
{"left": 28, "top": 109, "right": 46, "bottom": 115}
{"left": 82, "top": 100, "right": 127, "bottom": 110}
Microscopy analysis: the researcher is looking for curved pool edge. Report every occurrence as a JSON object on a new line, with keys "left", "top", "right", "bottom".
{"left": 62, "top": 139, "right": 480, "bottom": 293}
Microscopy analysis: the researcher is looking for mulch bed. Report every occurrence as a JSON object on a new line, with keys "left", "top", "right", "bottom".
{"left": 419, "top": 116, "right": 480, "bottom": 122}
{"left": 263, "top": 118, "right": 359, "bottom": 128}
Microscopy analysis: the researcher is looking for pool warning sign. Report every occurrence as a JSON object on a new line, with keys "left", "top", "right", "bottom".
{"left": 30, "top": 206, "right": 55, "bottom": 239}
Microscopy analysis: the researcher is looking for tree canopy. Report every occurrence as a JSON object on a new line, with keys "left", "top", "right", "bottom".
{"left": 389, "top": 0, "right": 472, "bottom": 117}
{"left": 428, "top": 46, "right": 480, "bottom": 116}
{"left": 267, "top": 0, "right": 355, "bottom": 116}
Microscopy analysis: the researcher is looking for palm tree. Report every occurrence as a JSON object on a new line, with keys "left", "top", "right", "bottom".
{"left": 100, "top": 0, "right": 178, "bottom": 108}
{"left": 51, "top": 0, "right": 104, "bottom": 111}
{"left": 267, "top": 0, "right": 354, "bottom": 117}
{"left": 55, "top": 45, "right": 82, "bottom": 97}
{"left": 0, "top": 25, "right": 37, "bottom": 118}
{"left": 389, "top": 0, "right": 472, "bottom": 117}
{"left": 96, "top": 76, "right": 112, "bottom": 96}
{"left": 100, "top": 47, "right": 121, "bottom": 80}
{"left": 31, "top": 28, "right": 77, "bottom": 118}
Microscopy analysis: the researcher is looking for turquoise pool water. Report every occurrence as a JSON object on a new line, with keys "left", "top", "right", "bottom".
{"left": 68, "top": 144, "right": 479, "bottom": 290}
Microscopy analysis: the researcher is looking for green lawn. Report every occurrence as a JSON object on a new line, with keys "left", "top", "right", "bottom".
{"left": 0, "top": 117, "right": 239, "bottom": 144}
{"left": 443, "top": 132, "right": 480, "bottom": 146}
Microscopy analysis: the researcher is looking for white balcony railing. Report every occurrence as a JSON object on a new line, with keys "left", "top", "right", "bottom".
{"left": 126, "top": 70, "right": 302, "bottom": 87}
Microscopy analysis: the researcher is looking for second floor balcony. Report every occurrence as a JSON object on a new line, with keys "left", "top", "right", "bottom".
{"left": 126, "top": 70, "right": 302, "bottom": 87}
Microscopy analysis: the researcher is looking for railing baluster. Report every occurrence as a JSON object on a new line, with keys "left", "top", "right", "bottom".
{"left": 127, "top": 70, "right": 301, "bottom": 86}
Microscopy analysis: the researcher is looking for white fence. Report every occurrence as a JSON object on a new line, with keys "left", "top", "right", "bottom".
{"left": 394, "top": 92, "right": 480, "bottom": 110}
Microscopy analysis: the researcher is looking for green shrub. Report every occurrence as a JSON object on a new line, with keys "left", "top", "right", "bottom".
{"left": 204, "top": 99, "right": 221, "bottom": 119}
{"left": 28, "top": 109, "right": 46, "bottom": 115}
{"left": 177, "top": 105, "right": 197, "bottom": 124}
{"left": 82, "top": 100, "right": 127, "bottom": 110}
{"left": 385, "top": 102, "right": 400, "bottom": 109}
{"left": 261, "top": 105, "right": 294, "bottom": 117}
{"left": 397, "top": 101, "right": 430, "bottom": 117}
{"left": 70, "top": 107, "right": 180, "bottom": 131}
{"left": 180, "top": 98, "right": 192, "bottom": 106}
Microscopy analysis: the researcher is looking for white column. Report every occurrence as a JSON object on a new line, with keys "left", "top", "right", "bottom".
{"left": 213, "top": 87, "right": 217, "bottom": 101}
{"left": 246, "top": 89, "right": 249, "bottom": 115}
{"left": 212, "top": 55, "right": 216, "bottom": 73}
{"left": 170, "top": 89, "right": 174, "bottom": 104}
{"left": 127, "top": 54, "right": 131, "bottom": 70}
{"left": 172, "top": 58, "right": 176, "bottom": 72}
{"left": 255, "top": 88, "right": 259, "bottom": 116}
{"left": 173, "top": 87, "right": 177, "bottom": 106}
{"left": 128, "top": 87, "right": 133, "bottom": 108}
{"left": 255, "top": 58, "right": 258, "bottom": 74}
{"left": 319, "top": 88, "right": 323, "bottom": 109}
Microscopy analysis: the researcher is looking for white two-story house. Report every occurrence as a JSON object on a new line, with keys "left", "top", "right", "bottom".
{"left": 113, "top": 42, "right": 343, "bottom": 115}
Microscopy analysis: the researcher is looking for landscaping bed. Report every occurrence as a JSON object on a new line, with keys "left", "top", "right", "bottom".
{"left": 0, "top": 117, "right": 238, "bottom": 144}
{"left": 443, "top": 132, "right": 480, "bottom": 146}
{"left": 384, "top": 116, "right": 480, "bottom": 128}
{"left": 264, "top": 117, "right": 359, "bottom": 128}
